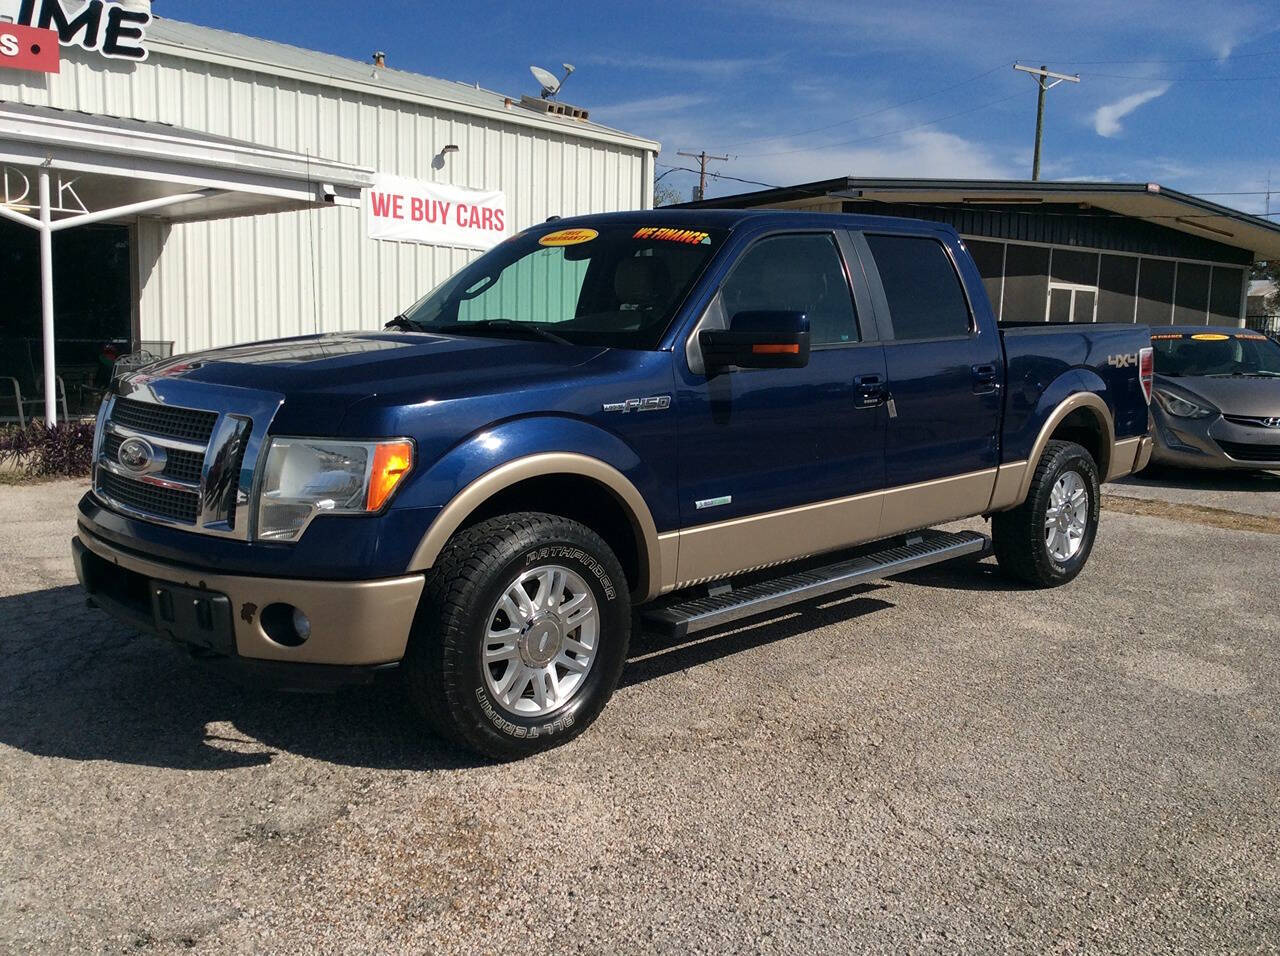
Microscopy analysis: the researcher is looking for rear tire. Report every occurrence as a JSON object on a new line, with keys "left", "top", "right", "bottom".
{"left": 403, "top": 512, "right": 631, "bottom": 760}
{"left": 992, "top": 440, "right": 1100, "bottom": 588}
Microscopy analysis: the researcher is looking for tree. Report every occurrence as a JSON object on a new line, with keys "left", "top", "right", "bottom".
{"left": 653, "top": 176, "right": 684, "bottom": 208}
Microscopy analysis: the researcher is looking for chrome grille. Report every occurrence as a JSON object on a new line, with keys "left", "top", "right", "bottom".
{"left": 98, "top": 470, "right": 201, "bottom": 524}
{"left": 1224, "top": 414, "right": 1280, "bottom": 430}
{"left": 111, "top": 397, "right": 218, "bottom": 444}
{"left": 102, "top": 432, "right": 205, "bottom": 484}
{"left": 92, "top": 386, "right": 277, "bottom": 540}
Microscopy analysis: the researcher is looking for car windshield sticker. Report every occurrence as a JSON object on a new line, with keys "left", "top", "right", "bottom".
{"left": 538, "top": 228, "right": 599, "bottom": 247}
{"left": 1190, "top": 333, "right": 1230, "bottom": 341}
{"left": 632, "top": 227, "right": 712, "bottom": 245}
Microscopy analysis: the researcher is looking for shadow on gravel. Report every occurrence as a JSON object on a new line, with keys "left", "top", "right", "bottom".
{"left": 0, "top": 557, "right": 998, "bottom": 769}
{"left": 1114, "top": 467, "right": 1280, "bottom": 493}
{"left": 890, "top": 556, "right": 1017, "bottom": 593}
{"left": 621, "top": 584, "right": 896, "bottom": 688}
{"left": 0, "top": 585, "right": 486, "bottom": 773}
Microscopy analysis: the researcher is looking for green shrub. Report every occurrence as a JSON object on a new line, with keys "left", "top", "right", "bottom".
{"left": 0, "top": 422, "right": 96, "bottom": 479}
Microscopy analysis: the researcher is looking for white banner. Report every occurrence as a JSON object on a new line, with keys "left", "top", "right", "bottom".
{"left": 367, "top": 175, "right": 509, "bottom": 250}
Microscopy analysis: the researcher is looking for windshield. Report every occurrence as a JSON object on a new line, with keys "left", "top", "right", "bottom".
{"left": 1151, "top": 332, "right": 1280, "bottom": 377}
{"left": 397, "top": 224, "right": 726, "bottom": 349}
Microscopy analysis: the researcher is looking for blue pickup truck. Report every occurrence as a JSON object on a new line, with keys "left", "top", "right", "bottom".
{"left": 74, "top": 210, "right": 1154, "bottom": 758}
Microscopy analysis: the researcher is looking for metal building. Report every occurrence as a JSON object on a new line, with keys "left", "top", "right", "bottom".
{"left": 682, "top": 178, "right": 1280, "bottom": 329}
{"left": 1, "top": 5, "right": 658, "bottom": 422}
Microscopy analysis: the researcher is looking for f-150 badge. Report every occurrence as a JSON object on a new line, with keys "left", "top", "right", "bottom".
{"left": 603, "top": 395, "right": 671, "bottom": 413}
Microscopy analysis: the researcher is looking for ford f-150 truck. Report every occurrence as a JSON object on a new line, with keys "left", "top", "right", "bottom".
{"left": 74, "top": 210, "right": 1154, "bottom": 759}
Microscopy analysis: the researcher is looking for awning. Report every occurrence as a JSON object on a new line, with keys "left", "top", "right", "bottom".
{"left": 0, "top": 101, "right": 374, "bottom": 424}
{"left": 0, "top": 100, "right": 372, "bottom": 220}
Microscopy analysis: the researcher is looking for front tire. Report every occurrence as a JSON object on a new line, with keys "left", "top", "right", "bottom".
{"left": 404, "top": 512, "right": 631, "bottom": 760}
{"left": 992, "top": 440, "right": 1101, "bottom": 587}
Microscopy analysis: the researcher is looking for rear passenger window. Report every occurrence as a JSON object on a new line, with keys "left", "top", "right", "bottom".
{"left": 721, "top": 234, "right": 858, "bottom": 346}
{"left": 866, "top": 235, "right": 972, "bottom": 341}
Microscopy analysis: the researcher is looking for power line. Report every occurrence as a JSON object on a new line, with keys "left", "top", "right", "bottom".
{"left": 1035, "top": 49, "right": 1280, "bottom": 66}
{"left": 676, "top": 150, "right": 729, "bottom": 202}
{"left": 1082, "top": 70, "right": 1280, "bottom": 82}
{"left": 711, "top": 62, "right": 1009, "bottom": 150}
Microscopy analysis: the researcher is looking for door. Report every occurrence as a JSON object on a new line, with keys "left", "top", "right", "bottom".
{"left": 1047, "top": 283, "right": 1098, "bottom": 323}
{"left": 857, "top": 232, "right": 1003, "bottom": 532}
{"left": 674, "top": 231, "right": 888, "bottom": 583}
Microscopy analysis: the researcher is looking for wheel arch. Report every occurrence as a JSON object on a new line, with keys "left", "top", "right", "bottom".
{"left": 991, "top": 391, "right": 1116, "bottom": 511}
{"left": 408, "top": 453, "right": 669, "bottom": 602}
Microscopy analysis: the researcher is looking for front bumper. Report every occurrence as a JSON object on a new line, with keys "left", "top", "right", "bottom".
{"left": 1150, "top": 410, "right": 1280, "bottom": 471}
{"left": 73, "top": 526, "right": 425, "bottom": 677}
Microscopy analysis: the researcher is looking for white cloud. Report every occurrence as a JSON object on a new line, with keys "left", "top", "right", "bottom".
{"left": 1093, "top": 85, "right": 1170, "bottom": 137}
{"left": 592, "top": 94, "right": 710, "bottom": 127}
{"left": 583, "top": 53, "right": 780, "bottom": 80}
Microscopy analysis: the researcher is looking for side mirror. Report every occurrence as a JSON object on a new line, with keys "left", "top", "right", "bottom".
{"left": 700, "top": 310, "right": 811, "bottom": 372}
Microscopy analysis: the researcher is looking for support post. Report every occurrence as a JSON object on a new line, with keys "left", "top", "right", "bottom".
{"left": 1032, "top": 65, "right": 1047, "bottom": 182}
{"left": 38, "top": 169, "right": 56, "bottom": 428}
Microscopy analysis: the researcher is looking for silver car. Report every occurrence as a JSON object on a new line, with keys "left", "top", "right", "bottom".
{"left": 1148, "top": 326, "right": 1280, "bottom": 470}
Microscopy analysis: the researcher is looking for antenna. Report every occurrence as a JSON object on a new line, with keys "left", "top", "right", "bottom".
{"left": 530, "top": 62, "right": 576, "bottom": 99}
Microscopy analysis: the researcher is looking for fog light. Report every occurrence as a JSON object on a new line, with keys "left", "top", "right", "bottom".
{"left": 260, "top": 602, "right": 311, "bottom": 647}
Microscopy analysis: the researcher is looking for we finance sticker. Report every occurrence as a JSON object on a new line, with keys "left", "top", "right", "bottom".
{"left": 539, "top": 228, "right": 598, "bottom": 246}
{"left": 633, "top": 227, "right": 712, "bottom": 245}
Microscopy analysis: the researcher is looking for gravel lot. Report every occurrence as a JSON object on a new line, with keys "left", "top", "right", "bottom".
{"left": 2, "top": 477, "right": 1278, "bottom": 953}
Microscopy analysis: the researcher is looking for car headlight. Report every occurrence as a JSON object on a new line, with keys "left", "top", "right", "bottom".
{"left": 1153, "top": 389, "right": 1215, "bottom": 419}
{"left": 256, "top": 438, "right": 414, "bottom": 541}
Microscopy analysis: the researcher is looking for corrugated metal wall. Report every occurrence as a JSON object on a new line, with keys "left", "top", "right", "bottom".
{"left": 1, "top": 48, "right": 650, "bottom": 352}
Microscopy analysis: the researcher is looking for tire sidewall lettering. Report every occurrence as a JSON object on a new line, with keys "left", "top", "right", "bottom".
{"left": 524, "top": 545, "right": 617, "bottom": 601}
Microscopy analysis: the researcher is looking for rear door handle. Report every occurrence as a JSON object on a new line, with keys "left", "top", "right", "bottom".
{"left": 971, "top": 363, "right": 999, "bottom": 394}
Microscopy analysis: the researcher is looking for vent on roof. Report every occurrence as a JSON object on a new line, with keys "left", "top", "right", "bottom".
{"left": 519, "top": 95, "right": 589, "bottom": 121}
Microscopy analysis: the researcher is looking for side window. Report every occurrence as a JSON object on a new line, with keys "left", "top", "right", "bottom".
{"left": 865, "top": 234, "right": 972, "bottom": 341}
{"left": 720, "top": 234, "right": 858, "bottom": 346}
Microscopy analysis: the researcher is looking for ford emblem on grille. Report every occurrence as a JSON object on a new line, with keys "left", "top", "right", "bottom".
{"left": 117, "top": 437, "right": 167, "bottom": 475}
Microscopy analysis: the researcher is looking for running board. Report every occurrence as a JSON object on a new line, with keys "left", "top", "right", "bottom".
{"left": 641, "top": 529, "right": 990, "bottom": 640}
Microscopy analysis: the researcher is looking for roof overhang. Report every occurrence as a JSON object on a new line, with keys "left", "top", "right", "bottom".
{"left": 0, "top": 101, "right": 373, "bottom": 223}
{"left": 680, "top": 177, "right": 1280, "bottom": 262}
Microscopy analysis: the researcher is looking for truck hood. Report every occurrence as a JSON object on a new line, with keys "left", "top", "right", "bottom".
{"left": 1157, "top": 374, "right": 1280, "bottom": 417}
{"left": 139, "top": 331, "right": 608, "bottom": 408}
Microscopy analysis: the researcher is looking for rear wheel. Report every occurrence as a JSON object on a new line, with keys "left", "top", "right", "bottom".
{"left": 403, "top": 512, "right": 631, "bottom": 760}
{"left": 992, "top": 440, "right": 1100, "bottom": 587}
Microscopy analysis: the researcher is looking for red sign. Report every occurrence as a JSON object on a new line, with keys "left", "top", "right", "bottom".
{"left": 0, "top": 23, "right": 60, "bottom": 75}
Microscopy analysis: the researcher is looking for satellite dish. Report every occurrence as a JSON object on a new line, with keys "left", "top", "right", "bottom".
{"left": 530, "top": 63, "right": 576, "bottom": 99}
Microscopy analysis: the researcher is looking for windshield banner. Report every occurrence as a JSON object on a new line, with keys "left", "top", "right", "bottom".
{"left": 367, "top": 174, "right": 509, "bottom": 250}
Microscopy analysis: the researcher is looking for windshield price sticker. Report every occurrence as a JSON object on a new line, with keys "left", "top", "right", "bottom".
{"left": 633, "top": 227, "right": 712, "bottom": 245}
{"left": 538, "top": 228, "right": 598, "bottom": 247}
{"left": 1191, "top": 333, "right": 1230, "bottom": 341}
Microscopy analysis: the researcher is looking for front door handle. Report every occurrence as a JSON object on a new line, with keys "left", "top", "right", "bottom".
{"left": 971, "top": 363, "right": 999, "bottom": 394}
{"left": 854, "top": 374, "right": 886, "bottom": 408}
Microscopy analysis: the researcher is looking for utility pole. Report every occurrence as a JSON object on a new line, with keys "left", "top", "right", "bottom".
{"left": 677, "top": 149, "right": 728, "bottom": 201}
{"left": 1014, "top": 64, "right": 1080, "bottom": 181}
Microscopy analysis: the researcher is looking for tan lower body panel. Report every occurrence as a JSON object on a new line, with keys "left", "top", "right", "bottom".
{"left": 672, "top": 469, "right": 997, "bottom": 589}
{"left": 78, "top": 529, "right": 424, "bottom": 666}
{"left": 1106, "top": 436, "right": 1151, "bottom": 481}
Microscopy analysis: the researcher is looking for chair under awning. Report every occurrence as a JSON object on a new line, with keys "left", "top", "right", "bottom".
{"left": 0, "top": 100, "right": 374, "bottom": 424}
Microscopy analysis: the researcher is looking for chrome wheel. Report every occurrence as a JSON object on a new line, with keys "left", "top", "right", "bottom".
{"left": 1044, "top": 470, "right": 1089, "bottom": 563}
{"left": 481, "top": 564, "right": 599, "bottom": 718}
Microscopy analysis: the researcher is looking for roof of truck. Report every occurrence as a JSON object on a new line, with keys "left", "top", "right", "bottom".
{"left": 540, "top": 208, "right": 959, "bottom": 234}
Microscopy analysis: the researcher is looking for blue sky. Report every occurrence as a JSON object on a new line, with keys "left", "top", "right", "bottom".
{"left": 158, "top": 0, "right": 1280, "bottom": 215}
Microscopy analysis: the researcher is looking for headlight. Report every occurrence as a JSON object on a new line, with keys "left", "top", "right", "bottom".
{"left": 1153, "top": 389, "right": 1215, "bottom": 419}
{"left": 256, "top": 438, "right": 413, "bottom": 541}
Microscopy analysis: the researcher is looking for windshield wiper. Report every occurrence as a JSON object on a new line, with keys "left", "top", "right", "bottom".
{"left": 385, "top": 314, "right": 427, "bottom": 332}
{"left": 437, "top": 319, "right": 573, "bottom": 346}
